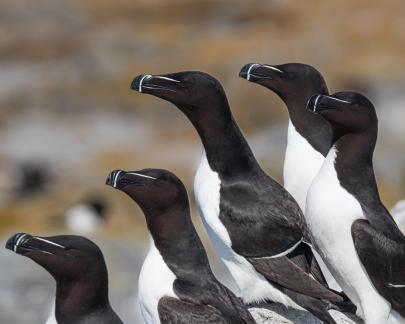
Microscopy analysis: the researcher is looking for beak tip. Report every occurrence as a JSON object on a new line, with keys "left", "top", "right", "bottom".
{"left": 239, "top": 63, "right": 254, "bottom": 80}
{"left": 106, "top": 170, "right": 124, "bottom": 189}
{"left": 130, "top": 75, "right": 145, "bottom": 92}
{"left": 5, "top": 233, "right": 31, "bottom": 253}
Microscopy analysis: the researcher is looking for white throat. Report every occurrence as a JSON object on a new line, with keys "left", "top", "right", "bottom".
{"left": 138, "top": 234, "right": 177, "bottom": 324}
{"left": 283, "top": 120, "right": 325, "bottom": 211}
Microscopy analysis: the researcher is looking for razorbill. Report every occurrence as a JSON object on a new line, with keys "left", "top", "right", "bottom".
{"left": 130, "top": 72, "right": 348, "bottom": 323}
{"left": 239, "top": 63, "right": 332, "bottom": 211}
{"left": 5, "top": 233, "right": 123, "bottom": 324}
{"left": 106, "top": 168, "right": 256, "bottom": 324}
{"left": 239, "top": 63, "right": 341, "bottom": 291}
{"left": 307, "top": 92, "right": 405, "bottom": 323}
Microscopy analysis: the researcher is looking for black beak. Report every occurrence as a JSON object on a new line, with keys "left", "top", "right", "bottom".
{"left": 131, "top": 74, "right": 150, "bottom": 92}
{"left": 130, "top": 74, "right": 179, "bottom": 93}
{"left": 106, "top": 170, "right": 124, "bottom": 188}
{"left": 307, "top": 94, "right": 324, "bottom": 113}
{"left": 307, "top": 94, "right": 348, "bottom": 114}
{"left": 6, "top": 233, "right": 33, "bottom": 253}
{"left": 239, "top": 63, "right": 256, "bottom": 79}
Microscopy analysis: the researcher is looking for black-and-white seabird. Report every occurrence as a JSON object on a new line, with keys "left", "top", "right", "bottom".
{"left": 239, "top": 63, "right": 332, "bottom": 211}
{"left": 5, "top": 233, "right": 123, "bottom": 324}
{"left": 239, "top": 63, "right": 341, "bottom": 292}
{"left": 307, "top": 92, "right": 405, "bottom": 323}
{"left": 106, "top": 168, "right": 256, "bottom": 324}
{"left": 130, "top": 72, "right": 349, "bottom": 323}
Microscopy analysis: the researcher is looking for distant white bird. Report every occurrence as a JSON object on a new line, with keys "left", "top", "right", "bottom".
{"left": 64, "top": 199, "right": 108, "bottom": 234}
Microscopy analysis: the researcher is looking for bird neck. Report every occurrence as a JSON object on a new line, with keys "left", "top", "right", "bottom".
{"left": 55, "top": 273, "right": 110, "bottom": 323}
{"left": 285, "top": 95, "right": 333, "bottom": 157}
{"left": 189, "top": 110, "right": 260, "bottom": 178}
{"left": 144, "top": 204, "right": 212, "bottom": 282}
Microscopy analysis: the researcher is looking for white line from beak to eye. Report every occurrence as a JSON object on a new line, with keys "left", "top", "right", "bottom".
{"left": 262, "top": 65, "right": 285, "bottom": 74}
{"left": 114, "top": 170, "right": 123, "bottom": 188}
{"left": 246, "top": 63, "right": 260, "bottom": 81}
{"left": 139, "top": 75, "right": 152, "bottom": 92}
{"left": 325, "top": 96, "right": 351, "bottom": 104}
{"left": 126, "top": 172, "right": 157, "bottom": 180}
{"left": 153, "top": 76, "right": 180, "bottom": 83}
{"left": 314, "top": 94, "right": 322, "bottom": 112}
{"left": 33, "top": 237, "right": 65, "bottom": 249}
{"left": 388, "top": 283, "right": 405, "bottom": 288}
{"left": 14, "top": 234, "right": 28, "bottom": 252}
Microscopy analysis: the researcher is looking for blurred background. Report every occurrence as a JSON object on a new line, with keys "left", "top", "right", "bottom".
{"left": 0, "top": 0, "right": 404, "bottom": 323}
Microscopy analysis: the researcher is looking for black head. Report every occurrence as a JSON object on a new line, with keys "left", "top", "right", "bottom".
{"left": 307, "top": 91, "right": 377, "bottom": 137}
{"left": 239, "top": 63, "right": 328, "bottom": 104}
{"left": 131, "top": 71, "right": 231, "bottom": 127}
{"left": 5, "top": 233, "right": 106, "bottom": 280}
{"left": 106, "top": 168, "right": 188, "bottom": 214}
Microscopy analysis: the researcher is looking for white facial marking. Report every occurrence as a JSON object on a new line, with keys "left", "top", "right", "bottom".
{"left": 388, "top": 283, "right": 405, "bottom": 288}
{"left": 153, "top": 76, "right": 180, "bottom": 83}
{"left": 33, "top": 237, "right": 65, "bottom": 249}
{"left": 14, "top": 234, "right": 28, "bottom": 252}
{"left": 325, "top": 96, "right": 351, "bottom": 104}
{"left": 246, "top": 63, "right": 260, "bottom": 81}
{"left": 138, "top": 74, "right": 152, "bottom": 92}
{"left": 126, "top": 172, "right": 157, "bottom": 180}
{"left": 113, "top": 170, "right": 123, "bottom": 188}
{"left": 313, "top": 94, "right": 322, "bottom": 112}
{"left": 262, "top": 65, "right": 285, "bottom": 74}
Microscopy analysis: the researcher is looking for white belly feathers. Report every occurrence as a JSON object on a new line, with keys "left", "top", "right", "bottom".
{"left": 194, "top": 150, "right": 301, "bottom": 309}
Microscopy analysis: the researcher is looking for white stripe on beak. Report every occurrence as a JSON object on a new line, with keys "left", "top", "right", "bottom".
{"left": 325, "top": 96, "right": 351, "bottom": 104}
{"left": 313, "top": 94, "right": 322, "bottom": 112}
{"left": 388, "top": 283, "right": 405, "bottom": 288}
{"left": 14, "top": 234, "right": 28, "bottom": 252}
{"left": 262, "top": 65, "right": 285, "bottom": 74}
{"left": 246, "top": 63, "right": 260, "bottom": 81}
{"left": 33, "top": 237, "right": 65, "bottom": 249}
{"left": 114, "top": 170, "right": 123, "bottom": 188}
{"left": 139, "top": 75, "right": 152, "bottom": 92}
{"left": 127, "top": 172, "right": 157, "bottom": 180}
{"left": 153, "top": 76, "right": 180, "bottom": 83}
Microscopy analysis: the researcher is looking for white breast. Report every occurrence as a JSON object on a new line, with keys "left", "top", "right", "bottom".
{"left": 44, "top": 303, "right": 56, "bottom": 324}
{"left": 306, "top": 147, "right": 391, "bottom": 321}
{"left": 284, "top": 120, "right": 325, "bottom": 212}
{"left": 284, "top": 120, "right": 342, "bottom": 291}
{"left": 138, "top": 234, "right": 177, "bottom": 324}
{"left": 194, "top": 150, "right": 301, "bottom": 309}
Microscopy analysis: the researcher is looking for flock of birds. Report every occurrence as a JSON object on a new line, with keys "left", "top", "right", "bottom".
{"left": 5, "top": 62, "right": 405, "bottom": 324}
